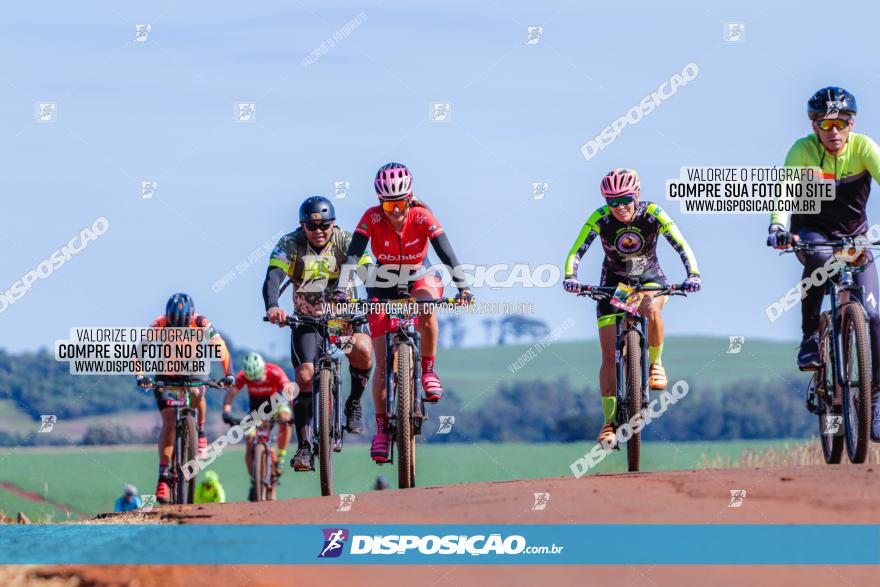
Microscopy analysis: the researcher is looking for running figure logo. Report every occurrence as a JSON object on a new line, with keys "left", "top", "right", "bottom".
{"left": 333, "top": 181, "right": 351, "bottom": 199}
{"left": 822, "top": 415, "right": 843, "bottom": 436}
{"left": 531, "top": 492, "right": 550, "bottom": 510}
{"left": 728, "top": 489, "right": 747, "bottom": 508}
{"left": 531, "top": 182, "right": 549, "bottom": 200}
{"left": 318, "top": 528, "right": 349, "bottom": 558}
{"left": 727, "top": 336, "right": 745, "bottom": 354}
{"left": 724, "top": 23, "right": 745, "bottom": 42}
{"left": 524, "top": 26, "right": 544, "bottom": 45}
{"left": 134, "top": 24, "right": 151, "bottom": 42}
{"left": 337, "top": 494, "right": 356, "bottom": 512}
{"left": 39, "top": 415, "right": 57, "bottom": 432}
{"left": 437, "top": 416, "right": 455, "bottom": 434}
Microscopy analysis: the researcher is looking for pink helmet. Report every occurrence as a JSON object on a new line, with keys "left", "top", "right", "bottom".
{"left": 600, "top": 168, "right": 640, "bottom": 197}
{"left": 374, "top": 162, "right": 413, "bottom": 200}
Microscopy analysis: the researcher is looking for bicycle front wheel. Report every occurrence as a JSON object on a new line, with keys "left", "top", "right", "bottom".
{"left": 624, "top": 329, "right": 642, "bottom": 472}
{"left": 816, "top": 312, "right": 843, "bottom": 464}
{"left": 318, "top": 367, "right": 335, "bottom": 496}
{"left": 175, "top": 414, "right": 199, "bottom": 504}
{"left": 253, "top": 443, "right": 268, "bottom": 502}
{"left": 842, "top": 303, "right": 871, "bottom": 464}
{"left": 396, "top": 344, "right": 416, "bottom": 489}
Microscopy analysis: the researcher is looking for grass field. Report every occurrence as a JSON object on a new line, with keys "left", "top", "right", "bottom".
{"left": 0, "top": 439, "right": 797, "bottom": 521}
{"left": 439, "top": 336, "right": 802, "bottom": 404}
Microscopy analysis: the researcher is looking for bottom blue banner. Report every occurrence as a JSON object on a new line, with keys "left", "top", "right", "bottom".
{"left": 0, "top": 524, "right": 878, "bottom": 565}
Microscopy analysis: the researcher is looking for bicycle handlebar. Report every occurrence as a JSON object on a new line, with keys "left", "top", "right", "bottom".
{"left": 576, "top": 283, "right": 688, "bottom": 301}
{"left": 263, "top": 312, "right": 369, "bottom": 329}
{"left": 138, "top": 377, "right": 228, "bottom": 389}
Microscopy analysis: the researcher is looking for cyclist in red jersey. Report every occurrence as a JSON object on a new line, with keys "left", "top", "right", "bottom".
{"left": 136, "top": 293, "right": 234, "bottom": 504}
{"left": 336, "top": 162, "right": 473, "bottom": 463}
{"left": 222, "top": 352, "right": 298, "bottom": 501}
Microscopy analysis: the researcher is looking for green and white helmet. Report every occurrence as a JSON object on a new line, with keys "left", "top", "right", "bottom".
{"left": 242, "top": 352, "right": 266, "bottom": 380}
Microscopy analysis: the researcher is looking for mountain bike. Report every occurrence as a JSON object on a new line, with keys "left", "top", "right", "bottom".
{"left": 264, "top": 311, "right": 367, "bottom": 496}
{"left": 139, "top": 377, "right": 227, "bottom": 504}
{"left": 365, "top": 297, "right": 460, "bottom": 489}
{"left": 250, "top": 418, "right": 281, "bottom": 501}
{"left": 577, "top": 282, "right": 686, "bottom": 472}
{"left": 785, "top": 238, "right": 878, "bottom": 464}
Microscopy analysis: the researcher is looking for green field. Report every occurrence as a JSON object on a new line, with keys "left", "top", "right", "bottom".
{"left": 0, "top": 439, "right": 795, "bottom": 521}
{"left": 439, "top": 336, "right": 802, "bottom": 404}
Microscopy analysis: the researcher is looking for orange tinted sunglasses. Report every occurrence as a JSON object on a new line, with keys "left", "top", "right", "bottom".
{"left": 381, "top": 199, "right": 410, "bottom": 213}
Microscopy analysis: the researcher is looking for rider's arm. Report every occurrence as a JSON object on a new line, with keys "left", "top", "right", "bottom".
{"left": 563, "top": 207, "right": 604, "bottom": 278}
{"left": 222, "top": 379, "right": 243, "bottom": 413}
{"left": 770, "top": 139, "right": 812, "bottom": 230}
{"left": 262, "top": 266, "right": 286, "bottom": 310}
{"left": 201, "top": 320, "right": 233, "bottom": 376}
{"left": 855, "top": 133, "right": 880, "bottom": 184}
{"left": 648, "top": 203, "right": 700, "bottom": 276}
{"left": 429, "top": 233, "right": 468, "bottom": 290}
{"left": 339, "top": 232, "right": 370, "bottom": 288}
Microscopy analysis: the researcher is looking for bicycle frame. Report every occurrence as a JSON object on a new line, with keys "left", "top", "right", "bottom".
{"left": 311, "top": 327, "right": 343, "bottom": 454}
{"left": 614, "top": 313, "right": 650, "bottom": 423}
{"left": 385, "top": 321, "right": 424, "bottom": 443}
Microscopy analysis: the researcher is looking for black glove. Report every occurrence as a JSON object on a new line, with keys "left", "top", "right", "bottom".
{"left": 456, "top": 289, "right": 474, "bottom": 304}
{"left": 222, "top": 412, "right": 240, "bottom": 427}
{"left": 136, "top": 375, "right": 152, "bottom": 388}
{"left": 221, "top": 375, "right": 235, "bottom": 387}
{"left": 332, "top": 289, "right": 351, "bottom": 304}
{"left": 767, "top": 225, "right": 792, "bottom": 248}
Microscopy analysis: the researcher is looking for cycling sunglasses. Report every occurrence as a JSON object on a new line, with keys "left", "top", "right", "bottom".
{"left": 605, "top": 194, "right": 636, "bottom": 208}
{"left": 303, "top": 220, "right": 333, "bottom": 231}
{"left": 816, "top": 118, "right": 851, "bottom": 131}
{"left": 381, "top": 198, "right": 411, "bottom": 213}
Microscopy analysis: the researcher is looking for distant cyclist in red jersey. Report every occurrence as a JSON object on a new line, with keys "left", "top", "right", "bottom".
{"left": 336, "top": 162, "right": 473, "bottom": 463}
{"left": 222, "top": 352, "right": 298, "bottom": 501}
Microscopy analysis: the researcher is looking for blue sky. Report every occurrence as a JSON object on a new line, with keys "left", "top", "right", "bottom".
{"left": 3, "top": 0, "right": 880, "bottom": 354}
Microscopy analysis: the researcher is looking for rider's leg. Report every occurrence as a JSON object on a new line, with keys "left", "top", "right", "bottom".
{"left": 413, "top": 278, "right": 444, "bottom": 401}
{"left": 371, "top": 335, "right": 387, "bottom": 429}
{"left": 642, "top": 294, "right": 668, "bottom": 390}
{"left": 194, "top": 387, "right": 207, "bottom": 456}
{"left": 597, "top": 321, "right": 618, "bottom": 445}
{"left": 345, "top": 332, "right": 372, "bottom": 433}
{"left": 369, "top": 334, "right": 392, "bottom": 462}
{"left": 293, "top": 362, "right": 314, "bottom": 449}
{"left": 795, "top": 228, "right": 832, "bottom": 368}
{"left": 276, "top": 408, "right": 292, "bottom": 455}
{"left": 245, "top": 435, "right": 254, "bottom": 477}
{"left": 158, "top": 407, "right": 175, "bottom": 472}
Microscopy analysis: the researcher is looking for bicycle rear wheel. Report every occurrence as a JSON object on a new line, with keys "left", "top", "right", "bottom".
{"left": 175, "top": 414, "right": 199, "bottom": 504}
{"left": 842, "top": 303, "right": 871, "bottom": 464}
{"left": 318, "top": 368, "right": 335, "bottom": 496}
{"left": 253, "top": 443, "right": 268, "bottom": 502}
{"left": 396, "top": 344, "right": 416, "bottom": 489}
{"left": 816, "top": 313, "right": 843, "bottom": 464}
{"left": 624, "top": 329, "right": 642, "bottom": 472}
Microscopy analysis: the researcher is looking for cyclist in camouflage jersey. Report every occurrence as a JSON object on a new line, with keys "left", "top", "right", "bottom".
{"left": 263, "top": 196, "right": 373, "bottom": 471}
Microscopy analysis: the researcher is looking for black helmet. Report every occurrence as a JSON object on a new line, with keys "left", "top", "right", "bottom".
{"left": 165, "top": 293, "right": 194, "bottom": 327}
{"left": 298, "top": 196, "right": 336, "bottom": 223}
{"left": 808, "top": 86, "right": 857, "bottom": 119}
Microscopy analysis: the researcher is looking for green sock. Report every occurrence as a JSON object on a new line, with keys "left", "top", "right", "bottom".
{"left": 601, "top": 396, "right": 617, "bottom": 424}
{"left": 277, "top": 448, "right": 286, "bottom": 460}
{"left": 648, "top": 343, "right": 664, "bottom": 366}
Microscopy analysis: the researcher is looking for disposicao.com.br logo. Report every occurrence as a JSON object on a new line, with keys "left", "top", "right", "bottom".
{"left": 318, "top": 528, "right": 564, "bottom": 557}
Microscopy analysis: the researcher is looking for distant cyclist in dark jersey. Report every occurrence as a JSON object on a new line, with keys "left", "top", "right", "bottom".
{"left": 263, "top": 196, "right": 374, "bottom": 472}
{"left": 563, "top": 168, "right": 701, "bottom": 446}
{"left": 222, "top": 352, "right": 298, "bottom": 500}
{"left": 136, "top": 293, "right": 234, "bottom": 504}
{"left": 337, "top": 162, "right": 473, "bottom": 463}
{"left": 767, "top": 86, "right": 880, "bottom": 439}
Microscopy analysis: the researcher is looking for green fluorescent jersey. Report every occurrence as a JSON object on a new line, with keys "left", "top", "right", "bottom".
{"left": 564, "top": 201, "right": 699, "bottom": 282}
{"left": 772, "top": 132, "right": 880, "bottom": 237}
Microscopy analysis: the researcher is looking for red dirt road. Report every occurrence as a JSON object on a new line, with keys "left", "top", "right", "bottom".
{"left": 22, "top": 466, "right": 880, "bottom": 586}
